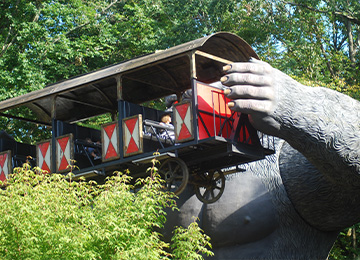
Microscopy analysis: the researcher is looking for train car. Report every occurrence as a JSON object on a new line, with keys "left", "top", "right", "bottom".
{"left": 0, "top": 32, "right": 274, "bottom": 203}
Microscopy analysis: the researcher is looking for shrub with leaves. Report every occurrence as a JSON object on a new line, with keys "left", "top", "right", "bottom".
{"left": 171, "top": 220, "right": 214, "bottom": 260}
{"left": 0, "top": 162, "right": 213, "bottom": 260}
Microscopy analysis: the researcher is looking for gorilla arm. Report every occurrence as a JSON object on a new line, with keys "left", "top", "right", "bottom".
{"left": 221, "top": 59, "right": 360, "bottom": 230}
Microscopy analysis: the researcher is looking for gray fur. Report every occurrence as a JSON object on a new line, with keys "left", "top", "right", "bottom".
{"left": 164, "top": 60, "right": 360, "bottom": 259}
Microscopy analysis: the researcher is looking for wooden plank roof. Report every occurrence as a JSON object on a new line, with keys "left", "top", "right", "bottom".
{"left": 0, "top": 32, "right": 258, "bottom": 124}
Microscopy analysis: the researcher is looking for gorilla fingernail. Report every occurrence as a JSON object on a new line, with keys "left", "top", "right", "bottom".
{"left": 228, "top": 102, "right": 235, "bottom": 108}
{"left": 223, "top": 87, "right": 231, "bottom": 95}
{"left": 223, "top": 64, "right": 232, "bottom": 71}
{"left": 220, "top": 76, "right": 228, "bottom": 83}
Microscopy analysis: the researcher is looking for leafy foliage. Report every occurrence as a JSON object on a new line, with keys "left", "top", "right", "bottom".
{"left": 329, "top": 225, "right": 360, "bottom": 260}
{"left": 0, "top": 0, "right": 359, "bottom": 258}
{"left": 0, "top": 162, "right": 213, "bottom": 259}
{"left": 1, "top": 0, "right": 359, "bottom": 141}
{"left": 171, "top": 220, "right": 214, "bottom": 260}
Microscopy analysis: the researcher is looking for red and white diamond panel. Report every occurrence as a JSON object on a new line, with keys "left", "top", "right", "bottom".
{"left": 102, "top": 122, "right": 119, "bottom": 161}
{"left": 37, "top": 140, "right": 51, "bottom": 173}
{"left": 0, "top": 150, "right": 11, "bottom": 182}
{"left": 174, "top": 102, "right": 194, "bottom": 142}
{"left": 123, "top": 114, "right": 143, "bottom": 157}
{"left": 56, "top": 134, "right": 73, "bottom": 172}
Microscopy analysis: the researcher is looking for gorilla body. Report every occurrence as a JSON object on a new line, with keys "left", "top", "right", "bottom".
{"left": 163, "top": 59, "right": 360, "bottom": 259}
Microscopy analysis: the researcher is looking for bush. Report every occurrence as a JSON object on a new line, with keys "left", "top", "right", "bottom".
{"left": 0, "top": 162, "right": 213, "bottom": 260}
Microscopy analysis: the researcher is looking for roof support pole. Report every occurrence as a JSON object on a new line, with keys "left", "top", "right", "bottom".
{"left": 116, "top": 75, "right": 124, "bottom": 159}
{"left": 194, "top": 50, "right": 233, "bottom": 65}
{"left": 190, "top": 51, "right": 197, "bottom": 80}
{"left": 190, "top": 52, "right": 199, "bottom": 143}
{"left": 116, "top": 75, "right": 122, "bottom": 101}
{"left": 51, "top": 96, "right": 57, "bottom": 120}
{"left": 51, "top": 96, "right": 57, "bottom": 173}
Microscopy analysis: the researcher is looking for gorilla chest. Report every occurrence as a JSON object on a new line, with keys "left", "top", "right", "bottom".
{"left": 199, "top": 173, "right": 279, "bottom": 247}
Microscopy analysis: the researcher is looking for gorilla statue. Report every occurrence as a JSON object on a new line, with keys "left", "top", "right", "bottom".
{"left": 163, "top": 58, "right": 360, "bottom": 259}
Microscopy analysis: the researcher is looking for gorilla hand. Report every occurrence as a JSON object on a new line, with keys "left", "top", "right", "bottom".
{"left": 221, "top": 58, "right": 300, "bottom": 137}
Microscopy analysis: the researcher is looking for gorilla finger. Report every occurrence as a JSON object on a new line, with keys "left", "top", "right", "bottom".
{"left": 227, "top": 99, "right": 273, "bottom": 114}
{"left": 221, "top": 73, "right": 272, "bottom": 87}
{"left": 223, "top": 58, "right": 272, "bottom": 75}
{"left": 224, "top": 85, "right": 274, "bottom": 100}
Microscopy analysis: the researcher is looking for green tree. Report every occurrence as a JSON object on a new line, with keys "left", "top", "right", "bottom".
{"left": 1, "top": 0, "right": 359, "bottom": 99}
{"left": 267, "top": 0, "right": 360, "bottom": 83}
{"left": 1, "top": 0, "right": 360, "bottom": 258}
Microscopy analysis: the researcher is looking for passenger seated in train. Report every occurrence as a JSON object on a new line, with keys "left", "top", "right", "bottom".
{"left": 143, "top": 117, "right": 175, "bottom": 146}
{"left": 84, "top": 138, "right": 101, "bottom": 160}
{"left": 159, "top": 114, "right": 175, "bottom": 140}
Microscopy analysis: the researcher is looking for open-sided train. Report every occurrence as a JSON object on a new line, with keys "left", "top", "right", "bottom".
{"left": 0, "top": 32, "right": 274, "bottom": 203}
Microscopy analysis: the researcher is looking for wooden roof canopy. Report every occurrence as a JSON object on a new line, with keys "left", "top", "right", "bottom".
{"left": 0, "top": 32, "right": 258, "bottom": 124}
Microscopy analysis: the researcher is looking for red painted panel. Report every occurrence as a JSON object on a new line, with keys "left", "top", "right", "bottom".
{"left": 56, "top": 135, "right": 73, "bottom": 172}
{"left": 0, "top": 152, "right": 9, "bottom": 181}
{"left": 174, "top": 102, "right": 194, "bottom": 142}
{"left": 37, "top": 141, "right": 51, "bottom": 173}
{"left": 122, "top": 115, "right": 143, "bottom": 157}
{"left": 197, "top": 83, "right": 234, "bottom": 140}
{"left": 102, "top": 122, "right": 119, "bottom": 161}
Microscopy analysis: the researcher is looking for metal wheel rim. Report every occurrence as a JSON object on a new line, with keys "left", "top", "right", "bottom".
{"left": 159, "top": 158, "right": 189, "bottom": 195}
{"left": 195, "top": 169, "right": 225, "bottom": 204}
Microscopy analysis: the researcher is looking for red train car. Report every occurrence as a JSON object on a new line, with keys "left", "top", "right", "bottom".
{"left": 0, "top": 32, "right": 274, "bottom": 203}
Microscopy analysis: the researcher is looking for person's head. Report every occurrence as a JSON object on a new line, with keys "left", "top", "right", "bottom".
{"left": 161, "top": 114, "right": 171, "bottom": 124}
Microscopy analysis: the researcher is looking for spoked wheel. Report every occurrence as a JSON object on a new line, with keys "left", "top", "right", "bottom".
{"left": 195, "top": 169, "right": 225, "bottom": 204}
{"left": 158, "top": 158, "right": 189, "bottom": 195}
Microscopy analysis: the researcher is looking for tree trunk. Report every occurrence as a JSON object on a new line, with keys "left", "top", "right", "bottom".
{"left": 346, "top": 18, "right": 356, "bottom": 67}
{"left": 352, "top": 226, "right": 357, "bottom": 259}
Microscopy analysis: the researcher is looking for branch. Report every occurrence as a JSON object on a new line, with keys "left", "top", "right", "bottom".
{"left": 45, "top": 0, "right": 123, "bottom": 47}
{"left": 0, "top": 4, "right": 42, "bottom": 58}
{"left": 311, "top": 18, "right": 336, "bottom": 77}
{"left": 282, "top": 0, "right": 360, "bottom": 63}
{"left": 0, "top": 0, "right": 21, "bottom": 57}
{"left": 282, "top": 1, "right": 360, "bottom": 26}
{"left": 1, "top": 25, "right": 15, "bottom": 53}
{"left": 346, "top": 18, "right": 356, "bottom": 65}
{"left": 354, "top": 40, "right": 359, "bottom": 62}
{"left": 100, "top": 0, "right": 123, "bottom": 14}
{"left": 338, "top": 36, "right": 348, "bottom": 50}
{"left": 1, "top": 0, "right": 123, "bottom": 59}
